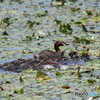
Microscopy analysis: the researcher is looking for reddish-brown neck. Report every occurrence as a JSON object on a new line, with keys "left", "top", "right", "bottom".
{"left": 54, "top": 41, "right": 64, "bottom": 52}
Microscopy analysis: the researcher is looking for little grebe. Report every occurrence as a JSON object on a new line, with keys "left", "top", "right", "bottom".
{"left": 34, "top": 41, "right": 68, "bottom": 62}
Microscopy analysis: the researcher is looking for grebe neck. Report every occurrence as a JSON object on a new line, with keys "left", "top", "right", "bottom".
{"left": 54, "top": 41, "right": 62, "bottom": 52}
{"left": 55, "top": 45, "right": 61, "bottom": 52}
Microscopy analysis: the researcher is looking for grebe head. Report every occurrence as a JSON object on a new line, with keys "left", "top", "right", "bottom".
{"left": 54, "top": 41, "right": 68, "bottom": 52}
{"left": 34, "top": 54, "right": 39, "bottom": 61}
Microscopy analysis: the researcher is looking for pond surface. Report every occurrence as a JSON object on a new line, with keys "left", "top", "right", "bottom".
{"left": 0, "top": 0, "right": 100, "bottom": 100}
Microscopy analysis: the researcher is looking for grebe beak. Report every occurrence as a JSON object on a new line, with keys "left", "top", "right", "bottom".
{"left": 62, "top": 41, "right": 69, "bottom": 46}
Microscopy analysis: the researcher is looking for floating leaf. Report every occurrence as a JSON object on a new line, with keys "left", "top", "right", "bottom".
{"left": 94, "top": 16, "right": 100, "bottom": 22}
{"left": 59, "top": 23, "right": 73, "bottom": 35}
{"left": 87, "top": 79, "right": 96, "bottom": 84}
{"left": 20, "top": 50, "right": 25, "bottom": 54}
{"left": 35, "top": 71, "right": 51, "bottom": 82}
{"left": 19, "top": 76, "right": 24, "bottom": 83}
{"left": 2, "top": 17, "right": 10, "bottom": 24}
{"left": 73, "top": 36, "right": 91, "bottom": 44}
{"left": 52, "top": 0, "right": 66, "bottom": 6}
{"left": 85, "top": 10, "right": 93, "bottom": 15}
{"left": 74, "top": 21, "right": 82, "bottom": 25}
{"left": 1, "top": 37, "right": 8, "bottom": 40}
{"left": 35, "top": 76, "right": 51, "bottom": 82}
{"left": 54, "top": 19, "right": 62, "bottom": 25}
{"left": 14, "top": 88, "right": 24, "bottom": 94}
{"left": 27, "top": 21, "right": 36, "bottom": 28}
{"left": 0, "top": 0, "right": 4, "bottom": 2}
{"left": 77, "top": 72, "right": 82, "bottom": 77}
{"left": 5, "top": 81, "right": 11, "bottom": 84}
{"left": 71, "top": 71, "right": 75, "bottom": 74}
{"left": 55, "top": 71, "right": 61, "bottom": 76}
{"left": 80, "top": 17, "right": 88, "bottom": 23}
{"left": 26, "top": 36, "right": 32, "bottom": 41}
{"left": 68, "top": 0, "right": 78, "bottom": 2}
{"left": 81, "top": 70, "right": 91, "bottom": 73}
{"left": 37, "top": 10, "right": 48, "bottom": 17}
{"left": 95, "top": 86, "right": 100, "bottom": 93}
{"left": 35, "top": 30, "right": 47, "bottom": 39}
{"left": 81, "top": 24, "right": 88, "bottom": 32}
{"left": 77, "top": 66, "right": 82, "bottom": 77}
{"left": 0, "top": 86, "right": 4, "bottom": 91}
{"left": 71, "top": 7, "right": 80, "bottom": 12}
{"left": 80, "top": 47, "right": 90, "bottom": 60}
{"left": 6, "top": 94, "right": 13, "bottom": 100}
{"left": 36, "top": 71, "right": 47, "bottom": 77}
{"left": 2, "top": 31, "right": 9, "bottom": 35}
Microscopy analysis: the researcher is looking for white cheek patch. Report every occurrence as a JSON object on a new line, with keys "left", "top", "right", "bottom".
{"left": 34, "top": 54, "right": 39, "bottom": 61}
